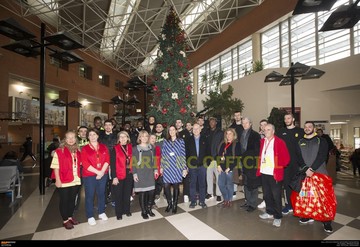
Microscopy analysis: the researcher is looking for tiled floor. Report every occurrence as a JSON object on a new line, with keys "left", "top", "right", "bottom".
{"left": 1, "top": 160, "right": 360, "bottom": 241}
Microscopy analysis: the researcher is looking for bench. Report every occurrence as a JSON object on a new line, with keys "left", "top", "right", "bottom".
{"left": 0, "top": 166, "right": 22, "bottom": 207}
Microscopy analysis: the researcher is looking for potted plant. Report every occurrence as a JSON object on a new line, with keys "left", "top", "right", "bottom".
{"left": 252, "top": 60, "right": 264, "bottom": 73}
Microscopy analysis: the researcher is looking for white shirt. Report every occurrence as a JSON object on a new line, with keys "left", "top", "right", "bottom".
{"left": 260, "top": 138, "right": 275, "bottom": 176}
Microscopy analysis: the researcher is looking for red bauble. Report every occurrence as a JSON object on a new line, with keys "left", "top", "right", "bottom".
{"left": 185, "top": 94, "right": 189, "bottom": 98}
{"left": 183, "top": 72, "right": 188, "bottom": 77}
{"left": 180, "top": 107, "right": 187, "bottom": 114}
{"left": 166, "top": 88, "right": 170, "bottom": 92}
{"left": 162, "top": 108, "right": 168, "bottom": 114}
{"left": 177, "top": 60, "right": 183, "bottom": 67}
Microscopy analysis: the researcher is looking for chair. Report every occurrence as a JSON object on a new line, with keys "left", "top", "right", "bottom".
{"left": 0, "top": 166, "right": 22, "bottom": 207}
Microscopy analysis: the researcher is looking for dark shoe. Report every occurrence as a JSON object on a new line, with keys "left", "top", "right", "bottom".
{"left": 282, "top": 205, "right": 293, "bottom": 215}
{"left": 246, "top": 206, "right": 256, "bottom": 212}
{"left": 63, "top": 221, "right": 74, "bottom": 230}
{"left": 299, "top": 218, "right": 314, "bottom": 224}
{"left": 205, "top": 194, "right": 213, "bottom": 199}
{"left": 240, "top": 203, "right": 249, "bottom": 208}
{"left": 45, "top": 178, "right": 52, "bottom": 187}
{"left": 216, "top": 196, "right": 222, "bottom": 202}
{"left": 217, "top": 201, "right": 226, "bottom": 207}
{"left": 126, "top": 213, "right": 132, "bottom": 217}
{"left": 189, "top": 202, "right": 197, "bottom": 208}
{"left": 147, "top": 208, "right": 155, "bottom": 217}
{"left": 69, "top": 218, "right": 80, "bottom": 225}
{"left": 165, "top": 203, "right": 172, "bottom": 213}
{"left": 117, "top": 216, "right": 123, "bottom": 220}
{"left": 141, "top": 213, "right": 149, "bottom": 219}
{"left": 221, "top": 201, "right": 229, "bottom": 208}
{"left": 199, "top": 202, "right": 207, "bottom": 209}
{"left": 172, "top": 205, "right": 177, "bottom": 214}
{"left": 323, "top": 222, "right": 333, "bottom": 233}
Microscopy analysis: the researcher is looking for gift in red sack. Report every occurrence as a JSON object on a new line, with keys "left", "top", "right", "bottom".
{"left": 291, "top": 173, "right": 337, "bottom": 221}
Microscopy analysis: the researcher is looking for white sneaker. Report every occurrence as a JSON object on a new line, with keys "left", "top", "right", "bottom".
{"left": 130, "top": 196, "right": 134, "bottom": 201}
{"left": 184, "top": 195, "right": 189, "bottom": 203}
{"left": 88, "top": 217, "right": 96, "bottom": 226}
{"left": 259, "top": 213, "right": 274, "bottom": 219}
{"left": 273, "top": 219, "right": 281, "bottom": 227}
{"left": 257, "top": 200, "right": 266, "bottom": 209}
{"left": 98, "top": 213, "right": 108, "bottom": 221}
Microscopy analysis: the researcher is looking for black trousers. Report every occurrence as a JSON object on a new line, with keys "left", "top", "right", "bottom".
{"left": 261, "top": 174, "right": 283, "bottom": 220}
{"left": 112, "top": 169, "right": 133, "bottom": 217}
{"left": 57, "top": 185, "right": 80, "bottom": 221}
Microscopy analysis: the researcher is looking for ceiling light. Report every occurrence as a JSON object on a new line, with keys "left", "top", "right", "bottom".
{"left": 49, "top": 51, "right": 83, "bottom": 64}
{"left": 0, "top": 18, "right": 36, "bottom": 40}
{"left": 320, "top": 3, "right": 360, "bottom": 31}
{"left": 44, "top": 31, "right": 84, "bottom": 50}
{"left": 2, "top": 40, "right": 40, "bottom": 57}
{"left": 292, "top": 0, "right": 337, "bottom": 15}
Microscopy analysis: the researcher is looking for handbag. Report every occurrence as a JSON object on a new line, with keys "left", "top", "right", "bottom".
{"left": 232, "top": 168, "right": 243, "bottom": 185}
{"left": 289, "top": 169, "right": 306, "bottom": 192}
{"left": 291, "top": 173, "right": 337, "bottom": 221}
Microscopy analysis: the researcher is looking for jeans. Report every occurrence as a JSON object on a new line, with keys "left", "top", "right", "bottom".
{"left": 218, "top": 171, "right": 234, "bottom": 201}
{"left": 83, "top": 175, "right": 108, "bottom": 218}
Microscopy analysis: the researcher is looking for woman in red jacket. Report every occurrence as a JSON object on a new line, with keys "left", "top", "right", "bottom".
{"left": 81, "top": 128, "right": 110, "bottom": 226}
{"left": 51, "top": 130, "right": 81, "bottom": 230}
{"left": 112, "top": 131, "right": 133, "bottom": 220}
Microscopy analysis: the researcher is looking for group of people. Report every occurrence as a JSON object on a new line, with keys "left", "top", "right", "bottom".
{"left": 48, "top": 112, "right": 336, "bottom": 234}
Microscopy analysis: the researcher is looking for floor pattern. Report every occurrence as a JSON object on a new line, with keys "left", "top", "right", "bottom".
{"left": 1, "top": 166, "right": 360, "bottom": 242}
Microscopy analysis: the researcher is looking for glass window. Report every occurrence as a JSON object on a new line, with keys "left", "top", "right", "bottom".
{"left": 355, "top": 22, "right": 360, "bottom": 55}
{"left": 318, "top": 0, "right": 350, "bottom": 64}
{"left": 115, "top": 80, "right": 122, "bottom": 91}
{"left": 79, "top": 64, "right": 92, "bottom": 80}
{"left": 238, "top": 40, "right": 252, "bottom": 77}
{"left": 290, "top": 13, "right": 316, "bottom": 66}
{"left": 198, "top": 64, "right": 207, "bottom": 94}
{"left": 99, "top": 73, "right": 109, "bottom": 87}
{"left": 232, "top": 47, "right": 239, "bottom": 80}
{"left": 280, "top": 20, "right": 290, "bottom": 67}
{"left": 262, "top": 26, "right": 280, "bottom": 68}
{"left": 221, "top": 52, "right": 232, "bottom": 83}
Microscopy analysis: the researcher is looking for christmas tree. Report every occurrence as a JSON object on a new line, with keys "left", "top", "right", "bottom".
{"left": 147, "top": 7, "right": 193, "bottom": 127}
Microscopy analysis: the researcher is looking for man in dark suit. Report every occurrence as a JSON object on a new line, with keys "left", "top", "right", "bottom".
{"left": 185, "top": 123, "right": 210, "bottom": 208}
{"left": 240, "top": 117, "right": 261, "bottom": 212}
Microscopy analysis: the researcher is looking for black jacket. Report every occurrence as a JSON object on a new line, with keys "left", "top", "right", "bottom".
{"left": 185, "top": 135, "right": 209, "bottom": 168}
{"left": 240, "top": 129, "right": 261, "bottom": 189}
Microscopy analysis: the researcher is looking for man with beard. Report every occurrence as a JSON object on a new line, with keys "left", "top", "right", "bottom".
{"left": 297, "top": 121, "right": 333, "bottom": 233}
{"left": 276, "top": 113, "right": 304, "bottom": 215}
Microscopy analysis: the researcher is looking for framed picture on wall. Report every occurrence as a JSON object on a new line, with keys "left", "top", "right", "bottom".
{"left": 312, "top": 120, "right": 328, "bottom": 131}
{"left": 80, "top": 109, "right": 108, "bottom": 128}
{"left": 14, "top": 97, "right": 66, "bottom": 125}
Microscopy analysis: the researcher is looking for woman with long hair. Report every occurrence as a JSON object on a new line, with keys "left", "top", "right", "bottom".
{"left": 112, "top": 131, "right": 133, "bottom": 220}
{"left": 51, "top": 130, "right": 81, "bottom": 230}
{"left": 161, "top": 125, "right": 187, "bottom": 214}
{"left": 217, "top": 128, "right": 241, "bottom": 208}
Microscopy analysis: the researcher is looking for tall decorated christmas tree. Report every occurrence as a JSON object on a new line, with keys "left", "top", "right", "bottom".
{"left": 147, "top": 7, "right": 193, "bottom": 127}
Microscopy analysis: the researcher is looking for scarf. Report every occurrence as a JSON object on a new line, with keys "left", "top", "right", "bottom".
{"left": 64, "top": 143, "right": 78, "bottom": 154}
{"left": 240, "top": 129, "right": 250, "bottom": 154}
{"left": 136, "top": 144, "right": 153, "bottom": 166}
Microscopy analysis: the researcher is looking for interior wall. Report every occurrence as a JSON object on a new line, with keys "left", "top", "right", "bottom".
{"left": 329, "top": 90, "right": 360, "bottom": 115}
{"left": 223, "top": 54, "right": 360, "bottom": 132}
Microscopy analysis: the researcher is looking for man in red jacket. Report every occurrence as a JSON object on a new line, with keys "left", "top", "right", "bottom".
{"left": 257, "top": 123, "right": 290, "bottom": 228}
